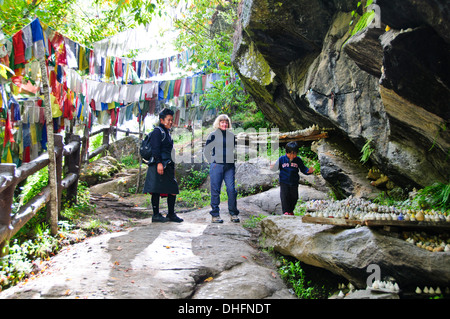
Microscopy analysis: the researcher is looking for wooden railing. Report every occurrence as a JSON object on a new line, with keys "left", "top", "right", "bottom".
{"left": 83, "top": 126, "right": 141, "bottom": 163}
{"left": 0, "top": 134, "right": 81, "bottom": 256}
{"left": 0, "top": 124, "right": 145, "bottom": 256}
{"left": 84, "top": 127, "right": 110, "bottom": 163}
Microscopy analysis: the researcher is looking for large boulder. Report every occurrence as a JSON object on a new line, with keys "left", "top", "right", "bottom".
{"left": 192, "top": 224, "right": 294, "bottom": 299}
{"left": 260, "top": 216, "right": 450, "bottom": 290}
{"left": 312, "top": 138, "right": 381, "bottom": 199}
{"left": 242, "top": 183, "right": 331, "bottom": 215}
{"left": 79, "top": 156, "right": 122, "bottom": 186}
{"left": 197, "top": 158, "right": 279, "bottom": 195}
{"left": 107, "top": 135, "right": 140, "bottom": 163}
{"left": 235, "top": 158, "right": 278, "bottom": 194}
{"left": 80, "top": 135, "right": 141, "bottom": 187}
{"left": 89, "top": 168, "right": 146, "bottom": 195}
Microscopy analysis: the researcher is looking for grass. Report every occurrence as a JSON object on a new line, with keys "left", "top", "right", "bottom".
{"left": 293, "top": 200, "right": 308, "bottom": 216}
{"left": 391, "top": 182, "right": 450, "bottom": 212}
{"left": 120, "top": 154, "right": 140, "bottom": 168}
{"left": 88, "top": 133, "right": 104, "bottom": 162}
{"left": 177, "top": 189, "right": 210, "bottom": 209}
{"left": 360, "top": 138, "right": 374, "bottom": 164}
{"left": 242, "top": 214, "right": 267, "bottom": 228}
{"left": 176, "top": 187, "right": 240, "bottom": 210}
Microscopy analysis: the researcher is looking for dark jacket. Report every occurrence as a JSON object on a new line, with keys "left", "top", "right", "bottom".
{"left": 276, "top": 155, "right": 310, "bottom": 186}
{"left": 143, "top": 124, "right": 178, "bottom": 195}
{"left": 150, "top": 123, "right": 174, "bottom": 165}
{"left": 204, "top": 129, "right": 236, "bottom": 164}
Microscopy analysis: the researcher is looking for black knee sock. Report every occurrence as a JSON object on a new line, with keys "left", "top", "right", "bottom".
{"left": 152, "top": 193, "right": 160, "bottom": 215}
{"left": 167, "top": 194, "right": 176, "bottom": 215}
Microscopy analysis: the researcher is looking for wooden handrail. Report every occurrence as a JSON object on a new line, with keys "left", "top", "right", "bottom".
{"left": 0, "top": 124, "right": 137, "bottom": 256}
{"left": 0, "top": 133, "right": 82, "bottom": 256}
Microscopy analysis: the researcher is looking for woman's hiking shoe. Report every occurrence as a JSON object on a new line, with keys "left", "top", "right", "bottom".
{"left": 152, "top": 213, "right": 169, "bottom": 223}
{"left": 211, "top": 216, "right": 224, "bottom": 223}
{"left": 284, "top": 212, "right": 294, "bottom": 216}
{"left": 167, "top": 213, "right": 184, "bottom": 223}
{"left": 230, "top": 215, "right": 240, "bottom": 223}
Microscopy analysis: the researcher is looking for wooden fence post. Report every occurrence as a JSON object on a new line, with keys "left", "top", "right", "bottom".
{"left": 81, "top": 124, "right": 89, "bottom": 164}
{"left": 38, "top": 58, "right": 59, "bottom": 236}
{"left": 55, "top": 134, "right": 64, "bottom": 218}
{"left": 65, "top": 135, "right": 81, "bottom": 206}
{"left": 137, "top": 114, "right": 143, "bottom": 193}
{"left": 102, "top": 127, "right": 110, "bottom": 157}
{"left": 0, "top": 164, "right": 17, "bottom": 256}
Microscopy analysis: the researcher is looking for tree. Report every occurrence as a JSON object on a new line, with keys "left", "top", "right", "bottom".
{"left": 167, "top": 0, "right": 271, "bottom": 127}
{"left": 0, "top": 0, "right": 162, "bottom": 46}
{"left": 168, "top": 0, "right": 244, "bottom": 111}
{"left": 168, "top": 0, "right": 235, "bottom": 72}
{"left": 0, "top": 0, "right": 70, "bottom": 36}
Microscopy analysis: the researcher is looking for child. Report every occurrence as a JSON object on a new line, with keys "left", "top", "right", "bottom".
{"left": 271, "top": 142, "right": 315, "bottom": 215}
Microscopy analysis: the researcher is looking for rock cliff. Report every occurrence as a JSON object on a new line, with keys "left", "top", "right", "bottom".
{"left": 232, "top": 0, "right": 449, "bottom": 191}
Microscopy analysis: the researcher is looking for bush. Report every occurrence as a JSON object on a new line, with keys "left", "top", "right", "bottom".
{"left": 179, "top": 168, "right": 209, "bottom": 190}
{"left": 298, "top": 146, "right": 320, "bottom": 175}
{"left": 278, "top": 258, "right": 322, "bottom": 299}
{"left": 120, "top": 154, "right": 140, "bottom": 168}
{"left": 1, "top": 180, "right": 91, "bottom": 291}
{"left": 14, "top": 168, "right": 48, "bottom": 215}
{"left": 0, "top": 223, "right": 62, "bottom": 289}
{"left": 231, "top": 101, "right": 273, "bottom": 131}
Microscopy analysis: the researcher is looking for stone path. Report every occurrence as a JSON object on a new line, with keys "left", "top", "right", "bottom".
{"left": 0, "top": 198, "right": 295, "bottom": 300}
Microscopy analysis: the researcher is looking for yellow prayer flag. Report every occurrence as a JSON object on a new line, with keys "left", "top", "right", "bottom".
{"left": 105, "top": 57, "right": 111, "bottom": 81}
{"left": 0, "top": 63, "right": 14, "bottom": 79}
{"left": 6, "top": 148, "right": 13, "bottom": 163}
{"left": 30, "top": 124, "right": 37, "bottom": 145}
{"left": 51, "top": 95, "right": 62, "bottom": 118}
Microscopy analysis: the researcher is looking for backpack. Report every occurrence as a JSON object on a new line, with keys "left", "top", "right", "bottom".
{"left": 140, "top": 126, "right": 166, "bottom": 161}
